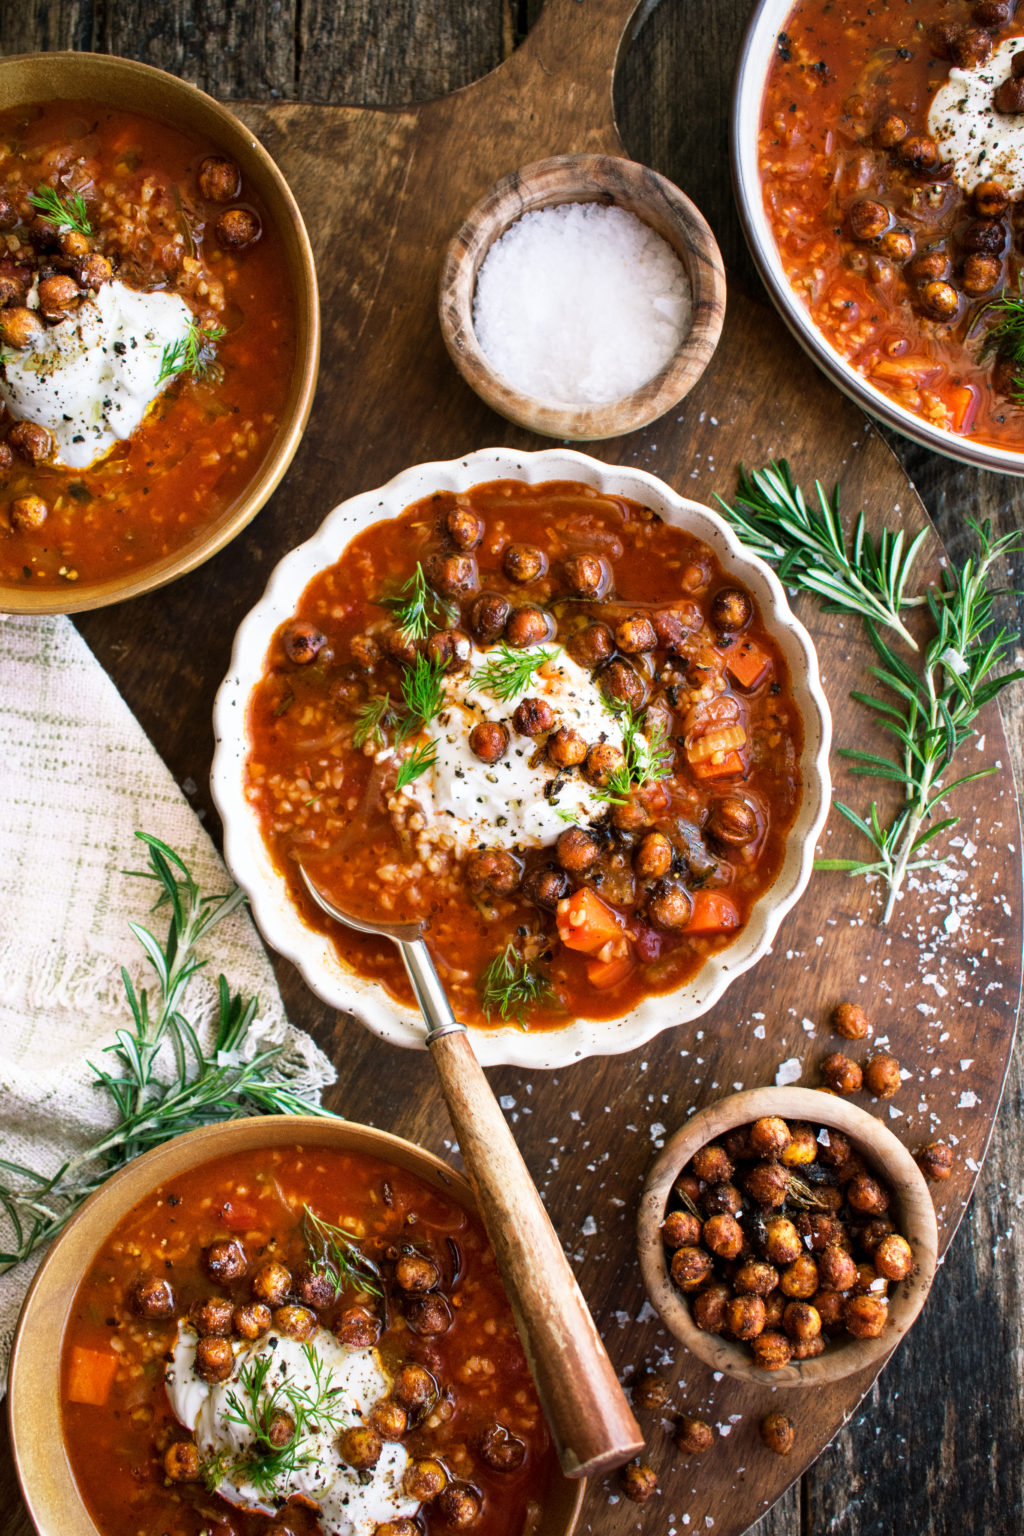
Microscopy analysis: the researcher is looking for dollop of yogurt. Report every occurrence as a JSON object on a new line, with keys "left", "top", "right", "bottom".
{"left": 166, "top": 1325, "right": 419, "bottom": 1536}
{"left": 0, "top": 278, "right": 193, "bottom": 469}
{"left": 397, "top": 643, "right": 639, "bottom": 851}
{"left": 929, "top": 36, "right": 1024, "bottom": 195}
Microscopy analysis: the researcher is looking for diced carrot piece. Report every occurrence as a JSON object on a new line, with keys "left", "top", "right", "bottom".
{"left": 686, "top": 891, "right": 741, "bottom": 934}
{"left": 947, "top": 383, "right": 976, "bottom": 434}
{"left": 556, "top": 888, "right": 623, "bottom": 955}
{"left": 586, "top": 953, "right": 635, "bottom": 990}
{"left": 690, "top": 749, "right": 746, "bottom": 781}
{"left": 217, "top": 1199, "right": 259, "bottom": 1230}
{"left": 66, "top": 1345, "right": 118, "bottom": 1407}
{"left": 726, "top": 639, "right": 772, "bottom": 691}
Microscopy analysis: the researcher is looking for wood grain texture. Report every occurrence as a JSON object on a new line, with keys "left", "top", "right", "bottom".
{"left": 0, "top": 2, "right": 1022, "bottom": 1535}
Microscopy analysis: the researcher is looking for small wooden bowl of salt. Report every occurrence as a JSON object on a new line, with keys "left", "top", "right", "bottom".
{"left": 439, "top": 153, "right": 726, "bottom": 440}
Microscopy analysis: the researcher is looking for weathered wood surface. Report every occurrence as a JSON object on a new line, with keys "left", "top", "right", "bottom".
{"left": 1, "top": 2, "right": 1023, "bottom": 1535}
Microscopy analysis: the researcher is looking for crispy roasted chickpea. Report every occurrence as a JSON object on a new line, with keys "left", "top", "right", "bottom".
{"left": 837, "top": 1152, "right": 868, "bottom": 1185}
{"left": 233, "top": 1302, "right": 272, "bottom": 1339}
{"left": 438, "top": 1483, "right": 483, "bottom": 1526}
{"left": 369, "top": 1397, "right": 409, "bottom": 1440}
{"left": 295, "top": 1264, "right": 338, "bottom": 1310}
{"left": 908, "top": 249, "right": 949, "bottom": 285}
{"left": 445, "top": 504, "right": 484, "bottom": 549}
{"left": 521, "top": 864, "right": 570, "bottom": 910}
{"left": 727, "top": 1293, "right": 766, "bottom": 1340}
{"left": 583, "top": 740, "right": 626, "bottom": 788}
{"left": 615, "top": 613, "right": 658, "bottom": 654}
{"left": 633, "top": 1369, "right": 670, "bottom": 1411}
{"left": 799, "top": 1213, "right": 842, "bottom": 1252}
{"left": 792, "top": 1336, "right": 826, "bottom": 1360}
{"left": 734, "top": 1259, "right": 779, "bottom": 1297}
{"left": 546, "top": 725, "right": 587, "bottom": 768}
{"left": 265, "top": 1411, "right": 296, "bottom": 1448}
{"left": 393, "top": 1362, "right": 437, "bottom": 1412}
{"left": 469, "top": 721, "right": 509, "bottom": 764}
{"left": 562, "top": 552, "right": 608, "bottom": 597}
{"left": 763, "top": 1216, "right": 802, "bottom": 1265}
{"left": 723, "top": 1126, "right": 753, "bottom": 1160}
{"left": 620, "top": 1460, "right": 659, "bottom": 1503}
{"left": 282, "top": 620, "right": 326, "bottom": 665}
{"left": 692, "top": 1143, "right": 734, "bottom": 1184}
{"left": 199, "top": 154, "right": 241, "bottom": 201}
{"left": 599, "top": 658, "right": 646, "bottom": 711}
{"left": 0, "top": 306, "right": 44, "bottom": 349}
{"left": 669, "top": 1244, "right": 713, "bottom": 1291}
{"left": 674, "top": 1415, "right": 713, "bottom": 1454}
{"left": 879, "top": 228, "right": 914, "bottom": 262}
{"left": 465, "top": 847, "right": 520, "bottom": 897}
{"left": 0, "top": 190, "right": 17, "bottom": 228}
{"left": 899, "top": 133, "right": 939, "bottom": 172}
{"left": 505, "top": 605, "right": 553, "bottom": 648}
{"left": 853, "top": 1261, "right": 884, "bottom": 1295}
{"left": 336, "top": 1304, "right": 380, "bottom": 1348}
{"left": 692, "top": 1281, "right": 731, "bottom": 1333}
{"left": 9, "top": 420, "right": 53, "bottom": 465}
{"left": 975, "top": 0, "right": 1014, "bottom": 23}
{"left": 395, "top": 1249, "right": 439, "bottom": 1293}
{"left": 556, "top": 826, "right": 601, "bottom": 873}
{"left": 782, "top": 1301, "right": 821, "bottom": 1342}
{"left": 404, "top": 1458, "right": 448, "bottom": 1502}
{"left": 675, "top": 1172, "right": 701, "bottom": 1204}
{"left": 856, "top": 1217, "right": 895, "bottom": 1254}
{"left": 502, "top": 542, "right": 546, "bottom": 582}
{"left": 874, "top": 1234, "right": 914, "bottom": 1282}
{"left": 164, "top": 1440, "right": 201, "bottom": 1481}
{"left": 703, "top": 1213, "right": 744, "bottom": 1260}
{"left": 751, "top": 1330, "right": 793, "bottom": 1371}
{"left": 963, "top": 253, "right": 1002, "bottom": 294}
{"left": 37, "top": 273, "right": 79, "bottom": 319}
{"left": 974, "top": 179, "right": 1010, "bottom": 218}
{"left": 995, "top": 74, "right": 1024, "bottom": 112}
{"left": 920, "top": 279, "right": 960, "bottom": 320}
{"left": 646, "top": 880, "right": 693, "bottom": 931}
{"left": 781, "top": 1124, "right": 817, "bottom": 1166}
{"left": 78, "top": 253, "right": 112, "bottom": 289}
{"left": 426, "top": 628, "right": 472, "bottom": 673}
{"left": 479, "top": 1423, "right": 526, "bottom": 1471}
{"left": 760, "top": 1411, "right": 795, "bottom": 1455}
{"left": 707, "top": 797, "right": 759, "bottom": 846}
{"left": 662, "top": 1209, "right": 702, "bottom": 1249}
{"left": 876, "top": 113, "right": 908, "bottom": 148}
{"left": 847, "top": 1175, "right": 890, "bottom": 1215}
{"left": 611, "top": 797, "right": 652, "bottom": 832}
{"left": 405, "top": 1292, "right": 452, "bottom": 1334}
{"left": 710, "top": 587, "right": 752, "bottom": 631}
{"left": 952, "top": 25, "right": 993, "bottom": 65}
{"left": 704, "top": 1181, "right": 743, "bottom": 1217}
{"left": 817, "top": 1127, "right": 852, "bottom": 1167}
{"left": 813, "top": 1288, "right": 846, "bottom": 1332}
{"left": 744, "top": 1161, "right": 789, "bottom": 1208}
{"left": 634, "top": 830, "right": 673, "bottom": 880}
{"left": 849, "top": 199, "right": 890, "bottom": 241}
{"left": 821, "top": 1052, "right": 863, "bottom": 1095}
{"left": 273, "top": 1305, "right": 316, "bottom": 1340}
{"left": 832, "top": 1001, "right": 869, "bottom": 1040}
{"left": 216, "top": 207, "right": 261, "bottom": 247}
{"left": 566, "top": 621, "right": 615, "bottom": 669}
{"left": 129, "top": 1275, "right": 175, "bottom": 1319}
{"left": 864, "top": 1052, "right": 901, "bottom": 1099}
{"left": 780, "top": 1254, "right": 819, "bottom": 1299}
{"left": 339, "top": 1424, "right": 382, "bottom": 1470}
{"left": 963, "top": 218, "right": 1006, "bottom": 254}
{"left": 203, "top": 1239, "right": 247, "bottom": 1284}
{"left": 194, "top": 1336, "right": 234, "bottom": 1382}
{"left": 818, "top": 1244, "right": 858, "bottom": 1293}
{"left": 252, "top": 1260, "right": 292, "bottom": 1306}
{"left": 375, "top": 1523, "right": 419, "bottom": 1536}
{"left": 512, "top": 695, "right": 554, "bottom": 736}
{"left": 469, "top": 591, "right": 511, "bottom": 642}
{"left": 749, "top": 1116, "right": 790, "bottom": 1158}
{"left": 384, "top": 626, "right": 418, "bottom": 665}
{"left": 844, "top": 1294, "right": 888, "bottom": 1338}
{"left": 190, "top": 1296, "right": 234, "bottom": 1336}
{"left": 915, "top": 1140, "right": 953, "bottom": 1181}
{"left": 427, "top": 551, "right": 479, "bottom": 598}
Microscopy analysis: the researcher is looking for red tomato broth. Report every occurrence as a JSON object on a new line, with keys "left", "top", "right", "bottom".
{"left": 759, "top": 1, "right": 1024, "bottom": 447}
{"left": 0, "top": 99, "right": 296, "bottom": 587}
{"left": 61, "top": 1142, "right": 558, "bottom": 1536}
{"left": 244, "top": 480, "right": 803, "bottom": 1030}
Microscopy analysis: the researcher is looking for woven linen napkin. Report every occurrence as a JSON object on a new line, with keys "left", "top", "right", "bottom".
{"left": 0, "top": 612, "right": 335, "bottom": 1392}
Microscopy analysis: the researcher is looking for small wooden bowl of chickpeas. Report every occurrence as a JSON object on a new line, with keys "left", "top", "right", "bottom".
{"left": 636, "top": 1086, "right": 939, "bottom": 1386}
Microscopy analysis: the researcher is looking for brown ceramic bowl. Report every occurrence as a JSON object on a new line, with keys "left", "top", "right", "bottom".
{"left": 0, "top": 52, "right": 319, "bottom": 615}
{"left": 636, "top": 1086, "right": 939, "bottom": 1387}
{"left": 438, "top": 153, "right": 725, "bottom": 440}
{"left": 8, "top": 1116, "right": 584, "bottom": 1536}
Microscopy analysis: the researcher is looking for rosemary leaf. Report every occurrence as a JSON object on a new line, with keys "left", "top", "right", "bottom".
{"left": 480, "top": 942, "right": 552, "bottom": 1026}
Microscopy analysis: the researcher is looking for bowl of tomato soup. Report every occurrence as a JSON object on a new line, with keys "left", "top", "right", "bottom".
{"left": 734, "top": 0, "right": 1024, "bottom": 471}
{"left": 0, "top": 52, "right": 318, "bottom": 613}
{"left": 212, "top": 446, "right": 831, "bottom": 1070}
{"left": 9, "top": 1117, "right": 581, "bottom": 1536}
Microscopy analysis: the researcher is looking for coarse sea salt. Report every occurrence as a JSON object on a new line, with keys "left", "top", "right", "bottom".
{"left": 472, "top": 202, "right": 691, "bottom": 406}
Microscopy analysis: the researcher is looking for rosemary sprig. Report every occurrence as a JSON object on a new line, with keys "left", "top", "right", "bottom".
{"left": 398, "top": 653, "right": 448, "bottom": 737}
{"left": 352, "top": 691, "right": 395, "bottom": 750}
{"left": 381, "top": 563, "right": 458, "bottom": 643}
{"left": 28, "top": 185, "right": 92, "bottom": 236}
{"left": 157, "top": 318, "right": 227, "bottom": 385}
{"left": 302, "top": 1205, "right": 382, "bottom": 1297}
{"left": 469, "top": 643, "right": 554, "bottom": 702}
{"left": 480, "top": 942, "right": 553, "bottom": 1026}
{"left": 0, "top": 833, "right": 337, "bottom": 1274}
{"left": 395, "top": 738, "right": 438, "bottom": 790}
{"left": 717, "top": 460, "right": 926, "bottom": 651}
{"left": 215, "top": 1341, "right": 349, "bottom": 1498}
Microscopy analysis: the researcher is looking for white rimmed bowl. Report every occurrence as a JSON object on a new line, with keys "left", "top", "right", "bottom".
{"left": 732, "top": 0, "right": 1024, "bottom": 475}
{"left": 211, "top": 446, "right": 831, "bottom": 1070}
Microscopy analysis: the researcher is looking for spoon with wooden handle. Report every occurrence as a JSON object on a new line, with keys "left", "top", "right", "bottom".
{"left": 298, "top": 864, "right": 644, "bottom": 1479}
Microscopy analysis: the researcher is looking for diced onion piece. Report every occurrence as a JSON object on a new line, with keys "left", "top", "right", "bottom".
{"left": 686, "top": 724, "right": 747, "bottom": 765}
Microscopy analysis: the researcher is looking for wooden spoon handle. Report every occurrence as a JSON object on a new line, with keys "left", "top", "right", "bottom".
{"left": 428, "top": 1028, "right": 644, "bottom": 1479}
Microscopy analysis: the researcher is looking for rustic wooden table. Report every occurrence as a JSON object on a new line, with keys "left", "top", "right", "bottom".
{"left": 2, "top": 2, "right": 1023, "bottom": 1534}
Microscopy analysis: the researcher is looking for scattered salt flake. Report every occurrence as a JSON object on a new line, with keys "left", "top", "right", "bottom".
{"left": 960, "top": 1059, "right": 974, "bottom": 1071}
{"left": 817, "top": 1128, "right": 831, "bottom": 1146}
{"left": 754, "top": 1024, "right": 766, "bottom": 1039}
{"left": 801, "top": 1017, "right": 816, "bottom": 1033}
{"left": 636, "top": 1300, "right": 658, "bottom": 1323}
{"left": 614, "top": 1310, "right": 630, "bottom": 1327}
{"left": 499, "top": 1094, "right": 516, "bottom": 1110}
{"left": 958, "top": 1090, "right": 979, "bottom": 1109}
{"left": 650, "top": 1122, "right": 667, "bottom": 1142}
{"left": 965, "top": 1157, "right": 981, "bottom": 1173}
{"left": 944, "top": 907, "right": 962, "bottom": 935}
{"left": 889, "top": 1105, "right": 903, "bottom": 1118}
{"left": 775, "top": 1057, "right": 802, "bottom": 1086}
{"left": 581, "top": 1215, "right": 598, "bottom": 1237}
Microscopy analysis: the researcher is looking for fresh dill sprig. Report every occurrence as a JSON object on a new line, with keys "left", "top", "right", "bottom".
{"left": 978, "top": 281, "right": 1024, "bottom": 403}
{"left": 0, "top": 833, "right": 337, "bottom": 1274}
{"left": 381, "top": 563, "right": 458, "bottom": 643}
{"left": 215, "top": 1341, "right": 349, "bottom": 1498}
{"left": 398, "top": 654, "right": 448, "bottom": 737}
{"left": 157, "top": 318, "right": 227, "bottom": 385}
{"left": 28, "top": 185, "right": 92, "bottom": 236}
{"left": 395, "top": 738, "right": 438, "bottom": 790}
{"left": 480, "top": 942, "right": 553, "bottom": 1027}
{"left": 469, "top": 643, "right": 554, "bottom": 702}
{"left": 716, "top": 460, "right": 927, "bottom": 651}
{"left": 352, "top": 691, "right": 395, "bottom": 750}
{"left": 302, "top": 1205, "right": 382, "bottom": 1297}
{"left": 594, "top": 708, "right": 674, "bottom": 806}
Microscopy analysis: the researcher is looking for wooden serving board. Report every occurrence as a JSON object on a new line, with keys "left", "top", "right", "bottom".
{"left": 56, "top": 0, "right": 1020, "bottom": 1531}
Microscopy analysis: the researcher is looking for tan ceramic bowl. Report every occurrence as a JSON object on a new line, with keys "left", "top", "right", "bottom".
{"left": 637, "top": 1086, "right": 939, "bottom": 1387}
{"left": 8, "top": 1116, "right": 584, "bottom": 1536}
{"left": 438, "top": 153, "right": 726, "bottom": 439}
{"left": 0, "top": 52, "right": 319, "bottom": 615}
